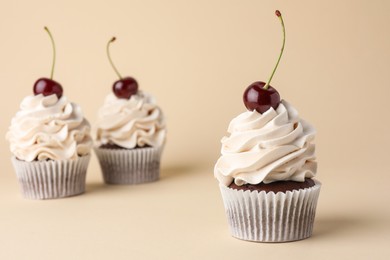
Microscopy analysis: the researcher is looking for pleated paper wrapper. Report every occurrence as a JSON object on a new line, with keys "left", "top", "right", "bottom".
{"left": 12, "top": 155, "right": 91, "bottom": 200}
{"left": 219, "top": 180, "right": 321, "bottom": 242}
{"left": 94, "top": 147, "right": 162, "bottom": 184}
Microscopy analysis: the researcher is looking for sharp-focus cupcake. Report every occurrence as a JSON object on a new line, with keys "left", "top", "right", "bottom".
{"left": 6, "top": 27, "right": 93, "bottom": 199}
{"left": 214, "top": 11, "right": 321, "bottom": 242}
{"left": 94, "top": 37, "right": 166, "bottom": 184}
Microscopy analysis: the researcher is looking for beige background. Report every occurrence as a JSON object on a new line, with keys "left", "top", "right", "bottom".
{"left": 0, "top": 0, "right": 389, "bottom": 259}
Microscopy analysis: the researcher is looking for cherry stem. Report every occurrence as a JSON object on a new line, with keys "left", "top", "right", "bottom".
{"left": 107, "top": 37, "right": 122, "bottom": 79}
{"left": 264, "top": 10, "right": 285, "bottom": 90}
{"left": 44, "top": 27, "right": 56, "bottom": 80}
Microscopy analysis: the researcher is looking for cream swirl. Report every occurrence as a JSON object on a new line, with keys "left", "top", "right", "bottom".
{"left": 6, "top": 94, "right": 92, "bottom": 162}
{"left": 95, "top": 92, "right": 166, "bottom": 149}
{"left": 214, "top": 100, "right": 316, "bottom": 186}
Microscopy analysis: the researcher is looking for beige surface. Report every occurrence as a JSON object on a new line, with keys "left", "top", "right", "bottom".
{"left": 0, "top": 167, "right": 389, "bottom": 260}
{"left": 0, "top": 0, "right": 390, "bottom": 259}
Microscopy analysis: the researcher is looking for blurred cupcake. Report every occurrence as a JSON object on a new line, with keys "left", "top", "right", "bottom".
{"left": 94, "top": 36, "right": 166, "bottom": 185}
{"left": 214, "top": 10, "right": 320, "bottom": 242}
{"left": 6, "top": 27, "right": 92, "bottom": 200}
{"left": 6, "top": 94, "right": 93, "bottom": 200}
{"left": 94, "top": 91, "right": 166, "bottom": 184}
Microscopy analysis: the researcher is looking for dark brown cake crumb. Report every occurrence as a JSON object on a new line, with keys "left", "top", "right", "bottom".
{"left": 99, "top": 143, "right": 151, "bottom": 149}
{"left": 229, "top": 178, "right": 315, "bottom": 193}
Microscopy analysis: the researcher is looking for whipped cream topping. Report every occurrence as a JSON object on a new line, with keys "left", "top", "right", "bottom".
{"left": 6, "top": 94, "right": 93, "bottom": 162}
{"left": 95, "top": 92, "right": 166, "bottom": 149}
{"left": 214, "top": 100, "right": 316, "bottom": 186}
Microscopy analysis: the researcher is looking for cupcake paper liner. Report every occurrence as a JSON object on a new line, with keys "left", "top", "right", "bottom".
{"left": 11, "top": 155, "right": 91, "bottom": 200}
{"left": 94, "top": 147, "right": 162, "bottom": 184}
{"left": 219, "top": 180, "right": 321, "bottom": 242}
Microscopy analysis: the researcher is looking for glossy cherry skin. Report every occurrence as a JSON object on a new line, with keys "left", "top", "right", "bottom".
{"left": 113, "top": 76, "right": 138, "bottom": 99}
{"left": 33, "top": 78, "right": 63, "bottom": 99}
{"left": 243, "top": 81, "right": 280, "bottom": 113}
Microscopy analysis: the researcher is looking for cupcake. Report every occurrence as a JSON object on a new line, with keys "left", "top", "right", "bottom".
{"left": 94, "top": 37, "right": 166, "bottom": 184}
{"left": 214, "top": 10, "right": 321, "bottom": 242}
{"left": 6, "top": 27, "right": 93, "bottom": 199}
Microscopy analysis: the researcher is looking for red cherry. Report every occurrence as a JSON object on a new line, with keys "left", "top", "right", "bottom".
{"left": 33, "top": 27, "right": 63, "bottom": 99}
{"left": 243, "top": 81, "right": 280, "bottom": 113}
{"left": 113, "top": 77, "right": 138, "bottom": 99}
{"left": 242, "top": 10, "right": 285, "bottom": 114}
{"left": 106, "top": 37, "right": 139, "bottom": 99}
{"left": 33, "top": 78, "right": 63, "bottom": 98}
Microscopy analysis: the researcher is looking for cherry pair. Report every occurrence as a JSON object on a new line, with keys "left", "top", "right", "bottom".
{"left": 34, "top": 28, "right": 137, "bottom": 101}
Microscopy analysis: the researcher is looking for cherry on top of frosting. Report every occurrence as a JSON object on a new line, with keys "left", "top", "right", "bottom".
{"left": 113, "top": 77, "right": 138, "bottom": 99}
{"left": 33, "top": 27, "right": 63, "bottom": 99}
{"left": 107, "top": 37, "right": 139, "bottom": 99}
{"left": 33, "top": 78, "right": 63, "bottom": 99}
{"left": 243, "top": 10, "right": 285, "bottom": 114}
{"left": 243, "top": 81, "right": 280, "bottom": 113}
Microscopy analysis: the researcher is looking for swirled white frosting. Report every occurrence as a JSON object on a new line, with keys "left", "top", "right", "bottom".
{"left": 214, "top": 100, "right": 316, "bottom": 186}
{"left": 95, "top": 92, "right": 166, "bottom": 149}
{"left": 6, "top": 94, "right": 93, "bottom": 162}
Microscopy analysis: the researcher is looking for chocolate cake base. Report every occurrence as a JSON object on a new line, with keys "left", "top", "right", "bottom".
{"left": 99, "top": 143, "right": 151, "bottom": 149}
{"left": 229, "top": 178, "right": 315, "bottom": 193}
